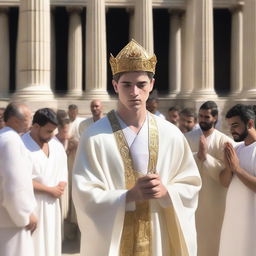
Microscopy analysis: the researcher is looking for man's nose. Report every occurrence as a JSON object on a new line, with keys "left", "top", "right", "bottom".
{"left": 130, "top": 85, "right": 139, "bottom": 95}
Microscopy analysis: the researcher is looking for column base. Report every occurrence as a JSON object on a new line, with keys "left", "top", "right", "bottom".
{"left": 83, "top": 90, "right": 110, "bottom": 100}
{"left": 191, "top": 89, "right": 217, "bottom": 99}
{"left": 13, "top": 85, "right": 54, "bottom": 100}
{"left": 66, "top": 90, "right": 83, "bottom": 97}
{"left": 241, "top": 89, "right": 256, "bottom": 99}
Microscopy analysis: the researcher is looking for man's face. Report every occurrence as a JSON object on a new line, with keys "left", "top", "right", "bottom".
{"left": 198, "top": 109, "right": 217, "bottom": 131}
{"left": 90, "top": 100, "right": 103, "bottom": 117}
{"left": 112, "top": 72, "right": 154, "bottom": 112}
{"left": 179, "top": 114, "right": 196, "bottom": 133}
{"left": 58, "top": 124, "right": 70, "bottom": 140}
{"left": 37, "top": 122, "right": 57, "bottom": 143}
{"left": 68, "top": 108, "right": 78, "bottom": 121}
{"left": 17, "top": 107, "right": 32, "bottom": 134}
{"left": 227, "top": 116, "right": 248, "bottom": 142}
{"left": 168, "top": 110, "right": 179, "bottom": 125}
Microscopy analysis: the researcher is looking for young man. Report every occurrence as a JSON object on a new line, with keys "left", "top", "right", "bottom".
{"left": 79, "top": 99, "right": 104, "bottom": 135}
{"left": 184, "top": 101, "right": 234, "bottom": 256}
{"left": 0, "top": 102, "right": 36, "bottom": 256}
{"left": 73, "top": 39, "right": 201, "bottom": 256}
{"left": 22, "top": 108, "right": 68, "bottom": 256}
{"left": 219, "top": 104, "right": 256, "bottom": 256}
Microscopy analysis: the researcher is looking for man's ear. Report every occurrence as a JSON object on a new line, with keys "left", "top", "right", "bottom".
{"left": 248, "top": 119, "right": 254, "bottom": 129}
{"left": 112, "top": 80, "right": 118, "bottom": 93}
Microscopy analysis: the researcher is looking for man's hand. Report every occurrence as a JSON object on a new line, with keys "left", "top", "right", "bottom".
{"left": 49, "top": 182, "right": 66, "bottom": 198}
{"left": 197, "top": 135, "right": 207, "bottom": 161}
{"left": 25, "top": 213, "right": 37, "bottom": 234}
{"left": 126, "top": 174, "right": 168, "bottom": 203}
{"left": 224, "top": 142, "right": 240, "bottom": 173}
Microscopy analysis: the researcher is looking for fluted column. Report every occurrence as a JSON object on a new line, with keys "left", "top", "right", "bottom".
{"left": 242, "top": 0, "right": 256, "bottom": 97}
{"left": 16, "top": 0, "right": 53, "bottom": 99}
{"left": 0, "top": 8, "right": 10, "bottom": 98}
{"left": 168, "top": 11, "right": 182, "bottom": 96}
{"left": 193, "top": 0, "right": 216, "bottom": 97}
{"left": 180, "top": 0, "right": 195, "bottom": 97}
{"left": 67, "top": 7, "right": 83, "bottom": 96}
{"left": 134, "top": 0, "right": 154, "bottom": 55}
{"left": 84, "top": 0, "right": 108, "bottom": 99}
{"left": 230, "top": 3, "right": 243, "bottom": 96}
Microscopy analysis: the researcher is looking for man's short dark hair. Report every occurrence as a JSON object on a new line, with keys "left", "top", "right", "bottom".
{"left": 113, "top": 71, "right": 154, "bottom": 83}
{"left": 3, "top": 102, "right": 24, "bottom": 122}
{"left": 168, "top": 106, "right": 181, "bottom": 113}
{"left": 32, "top": 108, "right": 58, "bottom": 127}
{"left": 68, "top": 104, "right": 78, "bottom": 111}
{"left": 199, "top": 101, "right": 218, "bottom": 117}
{"left": 226, "top": 104, "right": 256, "bottom": 127}
{"left": 180, "top": 108, "right": 197, "bottom": 119}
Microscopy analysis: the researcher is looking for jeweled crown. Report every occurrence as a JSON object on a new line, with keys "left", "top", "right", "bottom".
{"left": 109, "top": 39, "right": 157, "bottom": 75}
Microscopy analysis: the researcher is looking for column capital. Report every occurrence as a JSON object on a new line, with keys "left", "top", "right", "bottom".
{"left": 230, "top": 1, "right": 244, "bottom": 13}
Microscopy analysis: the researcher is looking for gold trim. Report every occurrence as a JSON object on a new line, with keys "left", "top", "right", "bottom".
{"left": 107, "top": 110, "right": 159, "bottom": 255}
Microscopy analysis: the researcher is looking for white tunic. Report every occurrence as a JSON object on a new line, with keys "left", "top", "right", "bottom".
{"left": 73, "top": 113, "right": 201, "bottom": 256}
{"left": 219, "top": 142, "right": 256, "bottom": 256}
{"left": 185, "top": 128, "right": 234, "bottom": 256}
{"left": 0, "top": 127, "right": 36, "bottom": 256}
{"left": 22, "top": 133, "right": 68, "bottom": 256}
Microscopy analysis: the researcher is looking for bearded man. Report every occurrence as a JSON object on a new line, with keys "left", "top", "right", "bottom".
{"left": 185, "top": 101, "right": 235, "bottom": 256}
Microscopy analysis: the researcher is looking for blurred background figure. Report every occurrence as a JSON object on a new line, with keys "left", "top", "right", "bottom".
{"left": 67, "top": 104, "right": 84, "bottom": 142}
{"left": 79, "top": 99, "right": 104, "bottom": 136}
{"left": 179, "top": 107, "right": 199, "bottom": 133}
{"left": 146, "top": 97, "right": 165, "bottom": 119}
{"left": 0, "top": 107, "right": 6, "bottom": 129}
{"left": 167, "top": 106, "right": 180, "bottom": 126}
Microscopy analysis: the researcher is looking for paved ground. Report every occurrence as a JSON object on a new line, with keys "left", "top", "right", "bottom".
{"left": 62, "top": 237, "right": 80, "bottom": 256}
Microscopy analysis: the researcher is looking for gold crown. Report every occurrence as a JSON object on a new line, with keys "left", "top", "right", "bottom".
{"left": 109, "top": 39, "right": 157, "bottom": 75}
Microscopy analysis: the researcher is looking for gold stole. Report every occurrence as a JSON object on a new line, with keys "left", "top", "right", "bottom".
{"left": 107, "top": 110, "right": 158, "bottom": 256}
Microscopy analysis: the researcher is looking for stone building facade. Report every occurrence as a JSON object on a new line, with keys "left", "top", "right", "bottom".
{"left": 0, "top": 0, "right": 254, "bottom": 122}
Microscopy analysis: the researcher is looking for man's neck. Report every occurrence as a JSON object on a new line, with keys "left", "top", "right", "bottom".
{"left": 244, "top": 130, "right": 256, "bottom": 146}
{"left": 93, "top": 114, "right": 103, "bottom": 122}
{"left": 202, "top": 127, "right": 215, "bottom": 137}
{"left": 116, "top": 108, "right": 147, "bottom": 134}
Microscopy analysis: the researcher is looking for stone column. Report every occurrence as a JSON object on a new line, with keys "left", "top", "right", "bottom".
{"left": 230, "top": 3, "right": 243, "bottom": 96}
{"left": 16, "top": 0, "right": 53, "bottom": 99}
{"left": 134, "top": 0, "right": 154, "bottom": 55}
{"left": 168, "top": 11, "right": 182, "bottom": 96}
{"left": 84, "top": 0, "right": 108, "bottom": 99}
{"left": 193, "top": 0, "right": 216, "bottom": 97}
{"left": 67, "top": 7, "right": 83, "bottom": 96}
{"left": 180, "top": 0, "right": 195, "bottom": 97}
{"left": 0, "top": 8, "right": 10, "bottom": 98}
{"left": 242, "top": 0, "right": 256, "bottom": 97}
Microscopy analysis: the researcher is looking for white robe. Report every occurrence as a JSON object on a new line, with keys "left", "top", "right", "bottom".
{"left": 219, "top": 142, "right": 256, "bottom": 256}
{"left": 0, "top": 127, "right": 36, "bottom": 256}
{"left": 69, "top": 116, "right": 84, "bottom": 142}
{"left": 73, "top": 113, "right": 201, "bottom": 256}
{"left": 185, "top": 128, "right": 234, "bottom": 256}
{"left": 22, "top": 133, "right": 68, "bottom": 256}
{"left": 79, "top": 117, "right": 94, "bottom": 136}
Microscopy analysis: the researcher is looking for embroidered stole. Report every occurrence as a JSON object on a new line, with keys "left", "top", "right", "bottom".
{"left": 107, "top": 110, "right": 158, "bottom": 256}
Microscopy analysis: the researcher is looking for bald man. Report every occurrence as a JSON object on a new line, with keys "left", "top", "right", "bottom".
{"left": 0, "top": 102, "right": 36, "bottom": 256}
{"left": 79, "top": 99, "right": 104, "bottom": 136}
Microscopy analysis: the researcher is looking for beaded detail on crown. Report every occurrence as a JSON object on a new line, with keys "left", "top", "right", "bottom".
{"left": 109, "top": 39, "right": 157, "bottom": 75}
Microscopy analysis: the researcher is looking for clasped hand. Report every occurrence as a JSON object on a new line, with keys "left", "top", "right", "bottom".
{"left": 127, "top": 174, "right": 168, "bottom": 202}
